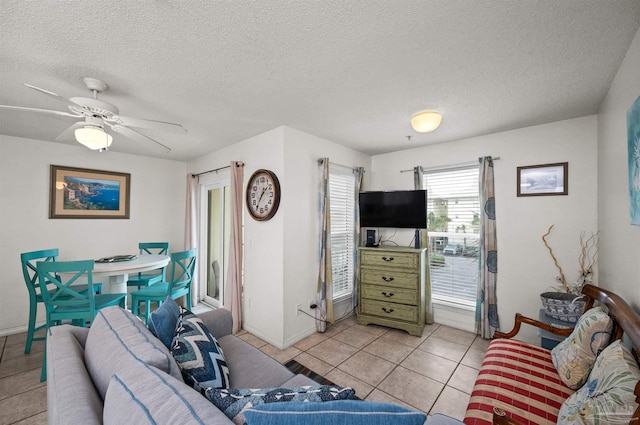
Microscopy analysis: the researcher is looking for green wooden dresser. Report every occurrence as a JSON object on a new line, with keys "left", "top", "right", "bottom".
{"left": 357, "top": 246, "right": 426, "bottom": 336}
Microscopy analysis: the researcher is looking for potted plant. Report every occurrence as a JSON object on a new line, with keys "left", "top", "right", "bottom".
{"left": 540, "top": 225, "right": 598, "bottom": 322}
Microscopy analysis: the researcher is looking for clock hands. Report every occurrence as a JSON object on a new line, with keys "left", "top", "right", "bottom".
{"left": 257, "top": 186, "right": 268, "bottom": 209}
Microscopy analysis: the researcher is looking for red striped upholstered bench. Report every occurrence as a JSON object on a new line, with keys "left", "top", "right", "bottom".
{"left": 462, "top": 284, "right": 640, "bottom": 425}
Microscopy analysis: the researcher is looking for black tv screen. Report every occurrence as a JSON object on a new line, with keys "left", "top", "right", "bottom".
{"left": 359, "top": 190, "right": 427, "bottom": 228}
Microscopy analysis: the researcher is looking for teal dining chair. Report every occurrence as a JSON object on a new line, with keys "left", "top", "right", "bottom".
{"left": 126, "top": 242, "right": 170, "bottom": 289}
{"left": 37, "top": 260, "right": 126, "bottom": 381}
{"left": 20, "top": 248, "right": 103, "bottom": 354}
{"left": 131, "top": 248, "right": 197, "bottom": 324}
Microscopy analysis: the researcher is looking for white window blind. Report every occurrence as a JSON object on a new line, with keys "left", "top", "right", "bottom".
{"left": 424, "top": 166, "right": 480, "bottom": 305}
{"left": 329, "top": 165, "right": 356, "bottom": 300}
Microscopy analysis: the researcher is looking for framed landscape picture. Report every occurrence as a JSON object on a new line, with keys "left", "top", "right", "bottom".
{"left": 49, "top": 165, "right": 130, "bottom": 219}
{"left": 517, "top": 162, "right": 568, "bottom": 197}
{"left": 628, "top": 96, "right": 640, "bottom": 225}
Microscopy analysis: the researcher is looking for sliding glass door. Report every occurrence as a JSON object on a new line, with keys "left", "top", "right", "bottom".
{"left": 199, "top": 178, "right": 231, "bottom": 308}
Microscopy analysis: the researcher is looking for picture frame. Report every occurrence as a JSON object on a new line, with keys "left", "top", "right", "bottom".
{"left": 517, "top": 162, "right": 568, "bottom": 197}
{"left": 49, "top": 165, "right": 131, "bottom": 219}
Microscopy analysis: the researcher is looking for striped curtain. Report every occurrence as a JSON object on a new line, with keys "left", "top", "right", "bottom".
{"left": 316, "top": 158, "right": 333, "bottom": 332}
{"left": 414, "top": 166, "right": 434, "bottom": 324}
{"left": 476, "top": 156, "right": 499, "bottom": 338}
{"left": 352, "top": 166, "right": 365, "bottom": 309}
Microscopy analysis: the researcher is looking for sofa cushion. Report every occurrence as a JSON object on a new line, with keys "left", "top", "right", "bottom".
{"left": 204, "top": 385, "right": 355, "bottom": 425}
{"left": 148, "top": 296, "right": 180, "bottom": 349}
{"left": 243, "top": 400, "right": 427, "bottom": 425}
{"left": 172, "top": 307, "right": 230, "bottom": 391}
{"left": 551, "top": 306, "right": 613, "bottom": 389}
{"left": 557, "top": 339, "right": 640, "bottom": 425}
{"left": 103, "top": 363, "right": 232, "bottom": 425}
{"left": 464, "top": 338, "right": 574, "bottom": 425}
{"left": 84, "top": 306, "right": 183, "bottom": 399}
{"left": 217, "top": 335, "right": 294, "bottom": 388}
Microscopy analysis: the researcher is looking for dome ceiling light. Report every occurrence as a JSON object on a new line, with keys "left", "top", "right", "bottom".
{"left": 411, "top": 111, "right": 442, "bottom": 133}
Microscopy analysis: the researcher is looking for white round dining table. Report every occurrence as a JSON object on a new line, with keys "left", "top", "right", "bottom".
{"left": 93, "top": 254, "right": 170, "bottom": 300}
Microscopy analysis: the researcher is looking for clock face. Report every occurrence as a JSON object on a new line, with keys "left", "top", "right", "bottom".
{"left": 246, "top": 169, "right": 281, "bottom": 221}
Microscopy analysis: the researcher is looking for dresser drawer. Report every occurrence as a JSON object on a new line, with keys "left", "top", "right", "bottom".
{"left": 361, "top": 285, "right": 417, "bottom": 305}
{"left": 361, "top": 299, "right": 418, "bottom": 322}
{"left": 361, "top": 250, "right": 418, "bottom": 269}
{"left": 360, "top": 269, "right": 418, "bottom": 289}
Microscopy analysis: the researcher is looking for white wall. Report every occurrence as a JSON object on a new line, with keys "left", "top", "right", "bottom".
{"left": 187, "top": 126, "right": 370, "bottom": 348}
{"left": 370, "top": 116, "right": 598, "bottom": 343}
{"left": 597, "top": 27, "right": 640, "bottom": 310}
{"left": 0, "top": 135, "right": 186, "bottom": 336}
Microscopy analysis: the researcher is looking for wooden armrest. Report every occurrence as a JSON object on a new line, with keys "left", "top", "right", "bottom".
{"left": 493, "top": 407, "right": 525, "bottom": 425}
{"left": 493, "top": 313, "right": 573, "bottom": 339}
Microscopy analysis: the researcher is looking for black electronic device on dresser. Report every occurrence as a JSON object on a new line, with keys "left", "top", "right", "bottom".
{"left": 365, "top": 229, "right": 377, "bottom": 247}
{"left": 359, "top": 190, "right": 427, "bottom": 229}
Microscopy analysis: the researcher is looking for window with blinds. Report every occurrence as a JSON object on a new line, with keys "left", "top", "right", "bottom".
{"left": 329, "top": 165, "right": 356, "bottom": 300}
{"left": 424, "top": 165, "right": 480, "bottom": 306}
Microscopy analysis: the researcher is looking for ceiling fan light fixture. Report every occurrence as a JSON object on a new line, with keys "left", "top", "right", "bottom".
{"left": 74, "top": 126, "right": 112, "bottom": 151}
{"left": 411, "top": 111, "right": 442, "bottom": 133}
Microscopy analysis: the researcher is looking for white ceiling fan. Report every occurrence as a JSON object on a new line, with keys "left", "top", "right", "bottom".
{"left": 0, "top": 77, "right": 187, "bottom": 152}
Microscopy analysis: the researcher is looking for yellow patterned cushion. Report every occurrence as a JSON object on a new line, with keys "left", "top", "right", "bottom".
{"left": 551, "top": 306, "right": 613, "bottom": 389}
{"left": 557, "top": 340, "right": 640, "bottom": 425}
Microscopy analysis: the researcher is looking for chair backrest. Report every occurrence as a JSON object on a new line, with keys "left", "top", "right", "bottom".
{"left": 21, "top": 248, "right": 59, "bottom": 297}
{"left": 168, "top": 249, "right": 197, "bottom": 292}
{"left": 36, "top": 260, "right": 96, "bottom": 317}
{"left": 139, "top": 242, "right": 169, "bottom": 256}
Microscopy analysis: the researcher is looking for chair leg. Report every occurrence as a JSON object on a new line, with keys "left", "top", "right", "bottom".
{"left": 40, "top": 323, "right": 49, "bottom": 382}
{"left": 25, "top": 298, "right": 37, "bottom": 354}
{"left": 186, "top": 293, "right": 192, "bottom": 310}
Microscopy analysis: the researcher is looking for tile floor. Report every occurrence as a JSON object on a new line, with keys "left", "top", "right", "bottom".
{"left": 0, "top": 315, "right": 489, "bottom": 424}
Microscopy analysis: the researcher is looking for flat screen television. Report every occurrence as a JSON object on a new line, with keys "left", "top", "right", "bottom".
{"left": 359, "top": 190, "right": 427, "bottom": 228}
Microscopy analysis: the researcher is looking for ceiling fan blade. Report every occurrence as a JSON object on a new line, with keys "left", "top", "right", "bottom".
{"left": 108, "top": 115, "right": 187, "bottom": 135}
{"left": 24, "top": 84, "right": 73, "bottom": 104}
{"left": 107, "top": 123, "right": 172, "bottom": 153}
{"left": 0, "top": 104, "right": 81, "bottom": 118}
{"left": 56, "top": 122, "right": 85, "bottom": 142}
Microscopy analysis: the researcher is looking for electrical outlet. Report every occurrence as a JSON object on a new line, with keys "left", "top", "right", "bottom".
{"left": 295, "top": 304, "right": 302, "bottom": 315}
{"left": 309, "top": 300, "right": 317, "bottom": 309}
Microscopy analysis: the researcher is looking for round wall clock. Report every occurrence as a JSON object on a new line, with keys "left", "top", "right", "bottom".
{"left": 246, "top": 169, "right": 281, "bottom": 221}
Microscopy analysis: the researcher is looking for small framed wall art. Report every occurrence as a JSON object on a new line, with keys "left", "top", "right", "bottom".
{"left": 517, "top": 162, "right": 568, "bottom": 197}
{"left": 49, "top": 165, "right": 131, "bottom": 219}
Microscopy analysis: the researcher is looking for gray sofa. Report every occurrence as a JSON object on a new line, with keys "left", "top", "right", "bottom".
{"left": 46, "top": 306, "right": 317, "bottom": 425}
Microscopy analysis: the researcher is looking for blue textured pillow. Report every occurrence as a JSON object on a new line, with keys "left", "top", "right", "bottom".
{"left": 243, "top": 400, "right": 426, "bottom": 425}
{"left": 204, "top": 385, "right": 355, "bottom": 425}
{"left": 171, "top": 307, "right": 230, "bottom": 391}
{"left": 148, "top": 296, "right": 180, "bottom": 348}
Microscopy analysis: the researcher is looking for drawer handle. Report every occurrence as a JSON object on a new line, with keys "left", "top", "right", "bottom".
{"left": 382, "top": 256, "right": 394, "bottom": 262}
{"left": 381, "top": 276, "right": 394, "bottom": 282}
{"left": 382, "top": 307, "right": 395, "bottom": 314}
{"left": 381, "top": 292, "right": 394, "bottom": 297}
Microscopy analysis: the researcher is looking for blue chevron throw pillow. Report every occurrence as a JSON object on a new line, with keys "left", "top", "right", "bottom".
{"left": 171, "top": 307, "right": 230, "bottom": 391}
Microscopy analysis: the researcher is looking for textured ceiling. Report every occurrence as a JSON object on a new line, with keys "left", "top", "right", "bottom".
{"left": 1, "top": 1, "right": 639, "bottom": 161}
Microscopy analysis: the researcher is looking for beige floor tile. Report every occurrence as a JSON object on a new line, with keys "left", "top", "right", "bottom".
{"left": 332, "top": 326, "right": 380, "bottom": 349}
{"left": 0, "top": 386, "right": 47, "bottom": 425}
{"left": 378, "top": 366, "right": 444, "bottom": 412}
{"left": 0, "top": 352, "right": 43, "bottom": 380}
{"left": 337, "top": 351, "right": 395, "bottom": 387}
{"left": 338, "top": 315, "right": 358, "bottom": 327}
{"left": 400, "top": 349, "right": 458, "bottom": 384}
{"left": 363, "top": 337, "right": 414, "bottom": 364}
{"left": 0, "top": 369, "right": 45, "bottom": 401}
{"left": 448, "top": 364, "right": 479, "bottom": 395}
{"left": 237, "top": 332, "right": 268, "bottom": 348}
{"left": 324, "top": 368, "right": 374, "bottom": 399}
{"left": 259, "top": 344, "right": 301, "bottom": 364}
{"left": 429, "top": 385, "right": 471, "bottom": 421}
{"left": 417, "top": 336, "right": 468, "bottom": 362}
{"left": 294, "top": 332, "right": 328, "bottom": 351}
{"left": 471, "top": 336, "right": 492, "bottom": 352}
{"left": 293, "top": 352, "right": 334, "bottom": 376}
{"left": 364, "top": 388, "right": 417, "bottom": 411}
{"left": 323, "top": 320, "right": 353, "bottom": 337}
{"left": 432, "top": 325, "right": 476, "bottom": 347}
{"left": 461, "top": 347, "right": 486, "bottom": 370}
{"left": 422, "top": 322, "right": 440, "bottom": 337}
{"left": 352, "top": 323, "right": 388, "bottom": 336}
{"left": 306, "top": 338, "right": 358, "bottom": 366}
{"left": 381, "top": 328, "right": 429, "bottom": 348}
{"left": 12, "top": 411, "right": 48, "bottom": 425}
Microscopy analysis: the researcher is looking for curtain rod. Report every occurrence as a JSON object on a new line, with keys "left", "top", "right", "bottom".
{"left": 399, "top": 156, "right": 500, "bottom": 173}
{"left": 191, "top": 161, "right": 244, "bottom": 178}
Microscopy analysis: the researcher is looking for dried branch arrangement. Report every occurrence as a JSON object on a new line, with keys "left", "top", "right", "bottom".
{"left": 542, "top": 225, "right": 598, "bottom": 294}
